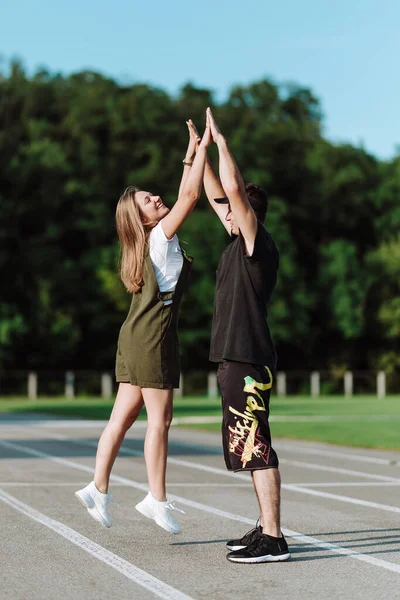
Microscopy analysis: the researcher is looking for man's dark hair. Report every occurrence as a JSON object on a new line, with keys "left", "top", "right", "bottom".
{"left": 245, "top": 183, "right": 268, "bottom": 223}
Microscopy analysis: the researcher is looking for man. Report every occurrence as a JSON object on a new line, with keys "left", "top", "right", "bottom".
{"left": 200, "top": 108, "right": 290, "bottom": 563}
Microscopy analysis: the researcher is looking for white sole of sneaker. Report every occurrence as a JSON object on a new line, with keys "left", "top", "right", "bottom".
{"left": 135, "top": 502, "right": 181, "bottom": 534}
{"left": 154, "top": 515, "right": 181, "bottom": 535}
{"left": 227, "top": 552, "right": 291, "bottom": 564}
{"left": 135, "top": 501, "right": 154, "bottom": 520}
{"left": 75, "top": 490, "right": 111, "bottom": 528}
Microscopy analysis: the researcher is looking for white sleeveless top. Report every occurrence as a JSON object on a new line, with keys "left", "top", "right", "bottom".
{"left": 149, "top": 221, "right": 183, "bottom": 304}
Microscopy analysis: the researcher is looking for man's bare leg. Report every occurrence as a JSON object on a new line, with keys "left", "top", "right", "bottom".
{"left": 251, "top": 468, "right": 282, "bottom": 538}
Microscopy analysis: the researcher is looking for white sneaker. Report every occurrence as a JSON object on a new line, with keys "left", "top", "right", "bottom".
{"left": 75, "top": 481, "right": 112, "bottom": 528}
{"left": 135, "top": 492, "right": 185, "bottom": 534}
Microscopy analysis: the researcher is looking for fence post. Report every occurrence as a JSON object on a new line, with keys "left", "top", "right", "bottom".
{"left": 28, "top": 372, "right": 37, "bottom": 400}
{"left": 377, "top": 371, "right": 386, "bottom": 399}
{"left": 208, "top": 372, "right": 218, "bottom": 399}
{"left": 65, "top": 371, "right": 75, "bottom": 399}
{"left": 175, "top": 374, "right": 183, "bottom": 397}
{"left": 311, "top": 371, "right": 320, "bottom": 398}
{"left": 101, "top": 373, "right": 112, "bottom": 399}
{"left": 277, "top": 372, "right": 286, "bottom": 397}
{"left": 344, "top": 371, "right": 353, "bottom": 398}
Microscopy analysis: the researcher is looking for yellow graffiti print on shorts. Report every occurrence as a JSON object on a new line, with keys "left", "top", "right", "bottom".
{"left": 228, "top": 367, "right": 273, "bottom": 468}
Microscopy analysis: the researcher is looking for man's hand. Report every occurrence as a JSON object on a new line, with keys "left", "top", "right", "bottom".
{"left": 206, "top": 107, "right": 224, "bottom": 144}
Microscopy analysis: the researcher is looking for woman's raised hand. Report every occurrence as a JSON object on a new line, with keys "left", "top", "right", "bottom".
{"left": 185, "top": 119, "right": 201, "bottom": 162}
{"left": 198, "top": 112, "right": 212, "bottom": 149}
{"left": 199, "top": 122, "right": 212, "bottom": 148}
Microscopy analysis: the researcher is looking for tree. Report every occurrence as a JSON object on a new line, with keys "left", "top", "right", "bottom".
{"left": 0, "top": 62, "right": 398, "bottom": 381}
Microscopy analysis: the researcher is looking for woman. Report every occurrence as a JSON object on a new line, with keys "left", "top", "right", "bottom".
{"left": 75, "top": 118, "right": 211, "bottom": 534}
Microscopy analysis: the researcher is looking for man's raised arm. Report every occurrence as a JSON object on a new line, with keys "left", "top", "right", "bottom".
{"left": 207, "top": 107, "right": 258, "bottom": 254}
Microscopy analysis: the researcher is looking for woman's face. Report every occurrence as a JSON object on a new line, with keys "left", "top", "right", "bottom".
{"left": 135, "top": 190, "right": 169, "bottom": 223}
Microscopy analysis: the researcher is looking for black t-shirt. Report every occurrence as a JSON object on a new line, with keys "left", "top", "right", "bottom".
{"left": 209, "top": 221, "right": 279, "bottom": 366}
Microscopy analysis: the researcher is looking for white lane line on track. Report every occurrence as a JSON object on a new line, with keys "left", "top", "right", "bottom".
{"left": 150, "top": 483, "right": 252, "bottom": 487}
{"left": 292, "top": 482, "right": 400, "bottom": 488}
{"left": 5, "top": 419, "right": 399, "bottom": 466}
{"left": 6, "top": 425, "right": 400, "bottom": 487}
{"left": 278, "top": 458, "right": 400, "bottom": 483}
{"left": 20, "top": 431, "right": 400, "bottom": 511}
{"left": 3, "top": 481, "right": 400, "bottom": 489}
{"left": 31, "top": 430, "right": 400, "bottom": 484}
{"left": 1, "top": 438, "right": 400, "bottom": 576}
{"left": 0, "top": 482, "right": 253, "bottom": 488}
{"left": 0, "top": 420, "right": 148, "bottom": 429}
{"left": 274, "top": 442, "right": 400, "bottom": 467}
{"left": 0, "top": 482, "right": 92, "bottom": 487}
{"left": 168, "top": 456, "right": 400, "bottom": 484}
{"left": 0, "top": 488, "right": 193, "bottom": 600}
{"left": 2, "top": 414, "right": 400, "bottom": 427}
{"left": 284, "top": 485, "right": 400, "bottom": 514}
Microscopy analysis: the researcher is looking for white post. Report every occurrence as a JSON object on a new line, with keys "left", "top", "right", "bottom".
{"left": 28, "top": 372, "right": 37, "bottom": 400}
{"left": 101, "top": 373, "right": 112, "bottom": 399}
{"left": 377, "top": 371, "right": 386, "bottom": 399}
{"left": 311, "top": 371, "right": 320, "bottom": 398}
{"left": 277, "top": 372, "right": 286, "bottom": 397}
{"left": 65, "top": 371, "right": 75, "bottom": 399}
{"left": 175, "top": 374, "right": 183, "bottom": 397}
{"left": 208, "top": 372, "right": 218, "bottom": 399}
{"left": 344, "top": 371, "right": 353, "bottom": 398}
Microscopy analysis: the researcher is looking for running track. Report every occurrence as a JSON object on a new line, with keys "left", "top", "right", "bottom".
{"left": 1, "top": 413, "right": 399, "bottom": 600}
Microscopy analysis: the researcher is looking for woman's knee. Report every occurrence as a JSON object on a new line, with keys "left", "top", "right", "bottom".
{"left": 109, "top": 414, "right": 135, "bottom": 435}
{"left": 147, "top": 413, "right": 173, "bottom": 432}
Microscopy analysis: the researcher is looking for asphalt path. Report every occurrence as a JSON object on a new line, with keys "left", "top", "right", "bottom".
{"left": 1, "top": 413, "right": 399, "bottom": 600}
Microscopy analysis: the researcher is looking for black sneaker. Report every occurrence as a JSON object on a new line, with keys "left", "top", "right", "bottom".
{"left": 226, "top": 521, "right": 262, "bottom": 551}
{"left": 226, "top": 533, "right": 291, "bottom": 563}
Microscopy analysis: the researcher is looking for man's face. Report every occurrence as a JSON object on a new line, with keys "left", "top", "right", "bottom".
{"left": 225, "top": 204, "right": 240, "bottom": 236}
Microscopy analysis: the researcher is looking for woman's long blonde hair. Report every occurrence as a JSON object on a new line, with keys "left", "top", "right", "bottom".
{"left": 116, "top": 186, "right": 155, "bottom": 293}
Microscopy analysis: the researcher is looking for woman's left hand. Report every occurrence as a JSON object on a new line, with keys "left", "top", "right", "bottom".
{"left": 185, "top": 119, "right": 201, "bottom": 162}
{"left": 199, "top": 122, "right": 212, "bottom": 149}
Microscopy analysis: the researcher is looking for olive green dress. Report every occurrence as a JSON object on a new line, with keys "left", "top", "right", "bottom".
{"left": 115, "top": 247, "right": 192, "bottom": 389}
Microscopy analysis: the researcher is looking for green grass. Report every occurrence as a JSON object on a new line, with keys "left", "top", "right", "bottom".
{"left": 0, "top": 396, "right": 221, "bottom": 420}
{"left": 200, "top": 418, "right": 400, "bottom": 451}
{"left": 1, "top": 395, "right": 399, "bottom": 450}
{"left": 189, "top": 396, "right": 400, "bottom": 451}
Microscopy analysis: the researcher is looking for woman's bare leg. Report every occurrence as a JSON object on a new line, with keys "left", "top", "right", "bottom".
{"left": 94, "top": 383, "right": 144, "bottom": 493}
{"left": 141, "top": 388, "right": 173, "bottom": 502}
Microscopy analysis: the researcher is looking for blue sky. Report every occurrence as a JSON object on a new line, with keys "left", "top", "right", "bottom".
{"left": 1, "top": 0, "right": 399, "bottom": 159}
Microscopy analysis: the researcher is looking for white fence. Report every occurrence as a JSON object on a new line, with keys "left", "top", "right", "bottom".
{"left": 0, "top": 370, "right": 395, "bottom": 399}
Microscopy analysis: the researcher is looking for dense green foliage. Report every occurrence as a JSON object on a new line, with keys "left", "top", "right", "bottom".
{"left": 1, "top": 61, "right": 399, "bottom": 377}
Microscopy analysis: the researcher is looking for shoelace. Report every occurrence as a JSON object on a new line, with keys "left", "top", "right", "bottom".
{"left": 240, "top": 527, "right": 260, "bottom": 545}
{"left": 245, "top": 534, "right": 268, "bottom": 552}
{"left": 240, "top": 518, "right": 262, "bottom": 544}
{"left": 104, "top": 494, "right": 119, "bottom": 507}
{"left": 165, "top": 500, "right": 186, "bottom": 514}
{"left": 246, "top": 533, "right": 284, "bottom": 553}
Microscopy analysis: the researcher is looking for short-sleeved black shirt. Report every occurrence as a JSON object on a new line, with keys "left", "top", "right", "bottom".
{"left": 209, "top": 221, "right": 279, "bottom": 366}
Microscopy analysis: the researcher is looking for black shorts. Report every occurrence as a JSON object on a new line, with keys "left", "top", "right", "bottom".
{"left": 217, "top": 361, "right": 279, "bottom": 472}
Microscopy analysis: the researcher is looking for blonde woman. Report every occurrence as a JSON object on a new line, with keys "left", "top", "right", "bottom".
{"left": 76, "top": 118, "right": 211, "bottom": 534}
